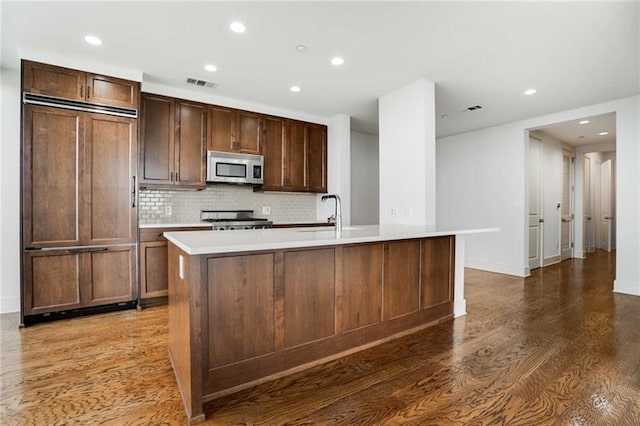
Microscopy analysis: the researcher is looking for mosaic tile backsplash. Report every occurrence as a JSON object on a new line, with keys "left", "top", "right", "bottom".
{"left": 138, "top": 185, "right": 318, "bottom": 224}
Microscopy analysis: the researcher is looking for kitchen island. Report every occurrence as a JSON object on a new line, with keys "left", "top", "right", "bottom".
{"left": 165, "top": 225, "right": 496, "bottom": 424}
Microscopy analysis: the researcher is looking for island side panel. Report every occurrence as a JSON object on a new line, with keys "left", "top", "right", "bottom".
{"left": 198, "top": 235, "right": 456, "bottom": 401}
{"left": 167, "top": 242, "right": 205, "bottom": 424}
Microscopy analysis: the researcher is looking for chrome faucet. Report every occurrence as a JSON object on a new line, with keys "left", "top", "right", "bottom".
{"left": 321, "top": 194, "right": 342, "bottom": 233}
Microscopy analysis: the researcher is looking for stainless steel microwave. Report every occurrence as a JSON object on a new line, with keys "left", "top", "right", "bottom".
{"left": 206, "top": 151, "right": 264, "bottom": 185}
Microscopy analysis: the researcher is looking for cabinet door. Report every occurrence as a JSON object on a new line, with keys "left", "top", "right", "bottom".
{"left": 140, "top": 94, "right": 175, "bottom": 185}
{"left": 421, "top": 236, "right": 454, "bottom": 309}
{"left": 262, "top": 116, "right": 285, "bottom": 189}
{"left": 207, "top": 106, "right": 235, "bottom": 152}
{"left": 22, "top": 60, "right": 85, "bottom": 101}
{"left": 307, "top": 124, "right": 327, "bottom": 193}
{"left": 140, "top": 241, "right": 169, "bottom": 299}
{"left": 284, "top": 120, "right": 307, "bottom": 190}
{"left": 175, "top": 100, "right": 206, "bottom": 188}
{"left": 23, "top": 250, "right": 83, "bottom": 315}
{"left": 283, "top": 249, "right": 336, "bottom": 348}
{"left": 236, "top": 110, "right": 261, "bottom": 154}
{"left": 22, "top": 105, "right": 83, "bottom": 248}
{"left": 384, "top": 240, "right": 421, "bottom": 320}
{"left": 342, "top": 244, "right": 382, "bottom": 332}
{"left": 86, "top": 74, "right": 139, "bottom": 109}
{"left": 84, "top": 113, "right": 137, "bottom": 245}
{"left": 87, "top": 246, "right": 136, "bottom": 306}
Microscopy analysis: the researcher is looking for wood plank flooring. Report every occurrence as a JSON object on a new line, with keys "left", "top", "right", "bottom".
{"left": 2, "top": 249, "right": 639, "bottom": 425}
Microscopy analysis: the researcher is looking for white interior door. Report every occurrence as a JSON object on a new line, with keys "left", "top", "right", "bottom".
{"left": 600, "top": 159, "right": 613, "bottom": 252}
{"left": 582, "top": 156, "right": 593, "bottom": 254}
{"left": 528, "top": 137, "right": 543, "bottom": 270}
{"left": 560, "top": 150, "right": 573, "bottom": 261}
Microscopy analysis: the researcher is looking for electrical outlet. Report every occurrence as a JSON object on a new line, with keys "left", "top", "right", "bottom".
{"left": 402, "top": 207, "right": 413, "bottom": 216}
{"left": 262, "top": 206, "right": 271, "bottom": 215}
{"left": 390, "top": 208, "right": 398, "bottom": 216}
{"left": 165, "top": 205, "right": 172, "bottom": 216}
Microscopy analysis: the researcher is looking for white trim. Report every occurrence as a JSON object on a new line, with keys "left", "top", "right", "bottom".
{"left": 465, "top": 259, "right": 527, "bottom": 277}
{"left": 613, "top": 279, "right": 640, "bottom": 296}
{"left": 0, "top": 297, "right": 20, "bottom": 315}
{"left": 453, "top": 299, "right": 467, "bottom": 318}
{"left": 543, "top": 255, "right": 561, "bottom": 267}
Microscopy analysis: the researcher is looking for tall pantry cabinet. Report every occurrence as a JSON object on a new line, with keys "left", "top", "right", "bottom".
{"left": 21, "top": 60, "right": 139, "bottom": 325}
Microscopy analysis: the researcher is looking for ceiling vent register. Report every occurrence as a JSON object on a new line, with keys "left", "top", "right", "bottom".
{"left": 186, "top": 78, "right": 218, "bottom": 89}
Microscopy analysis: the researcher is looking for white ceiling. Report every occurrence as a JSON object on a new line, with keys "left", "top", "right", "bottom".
{"left": 2, "top": 2, "right": 639, "bottom": 138}
{"left": 535, "top": 112, "right": 616, "bottom": 147}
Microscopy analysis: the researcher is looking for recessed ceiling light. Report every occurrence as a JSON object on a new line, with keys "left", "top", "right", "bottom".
{"left": 599, "top": 131, "right": 609, "bottom": 136}
{"left": 524, "top": 89, "right": 537, "bottom": 95}
{"left": 290, "top": 86, "right": 301, "bottom": 93}
{"left": 296, "top": 45, "right": 306, "bottom": 52}
{"left": 579, "top": 120, "right": 590, "bottom": 125}
{"left": 441, "top": 114, "right": 449, "bottom": 119}
{"left": 84, "top": 35, "right": 102, "bottom": 46}
{"left": 331, "top": 57, "right": 344, "bottom": 66}
{"left": 204, "top": 64, "right": 218, "bottom": 72}
{"left": 230, "top": 21, "right": 246, "bottom": 33}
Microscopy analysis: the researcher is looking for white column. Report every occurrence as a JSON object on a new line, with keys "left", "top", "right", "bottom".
{"left": 317, "top": 114, "right": 351, "bottom": 225}
{"left": 379, "top": 78, "right": 436, "bottom": 225}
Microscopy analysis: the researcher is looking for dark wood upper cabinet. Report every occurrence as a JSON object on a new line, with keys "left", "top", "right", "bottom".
{"left": 22, "top": 60, "right": 139, "bottom": 109}
{"left": 236, "top": 111, "right": 261, "bottom": 154}
{"left": 85, "top": 74, "right": 139, "bottom": 109}
{"left": 285, "top": 119, "right": 307, "bottom": 190}
{"left": 139, "top": 93, "right": 205, "bottom": 189}
{"left": 175, "top": 100, "right": 206, "bottom": 187}
{"left": 140, "top": 94, "right": 174, "bottom": 185}
{"left": 261, "top": 119, "right": 327, "bottom": 193}
{"left": 22, "top": 61, "right": 85, "bottom": 101}
{"left": 207, "top": 106, "right": 262, "bottom": 155}
{"left": 306, "top": 124, "right": 327, "bottom": 193}
{"left": 207, "top": 106, "right": 235, "bottom": 152}
{"left": 262, "top": 116, "right": 286, "bottom": 190}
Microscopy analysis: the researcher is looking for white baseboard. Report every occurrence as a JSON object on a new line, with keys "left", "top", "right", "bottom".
{"left": 453, "top": 299, "right": 467, "bottom": 318}
{"left": 543, "top": 255, "right": 561, "bottom": 267}
{"left": 0, "top": 297, "right": 20, "bottom": 315}
{"left": 613, "top": 279, "right": 640, "bottom": 296}
{"left": 465, "top": 259, "right": 526, "bottom": 277}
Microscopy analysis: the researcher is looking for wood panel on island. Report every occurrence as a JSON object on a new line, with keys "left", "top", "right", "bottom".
{"left": 166, "top": 235, "right": 455, "bottom": 423}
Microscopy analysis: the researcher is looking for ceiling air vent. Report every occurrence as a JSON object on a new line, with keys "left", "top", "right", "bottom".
{"left": 186, "top": 78, "right": 218, "bottom": 89}
{"left": 464, "top": 104, "right": 483, "bottom": 111}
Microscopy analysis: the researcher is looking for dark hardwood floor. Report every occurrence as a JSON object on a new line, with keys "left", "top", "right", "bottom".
{"left": 2, "top": 250, "right": 639, "bottom": 425}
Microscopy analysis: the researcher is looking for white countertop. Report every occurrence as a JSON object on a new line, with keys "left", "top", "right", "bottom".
{"left": 139, "top": 223, "right": 213, "bottom": 229}
{"left": 164, "top": 224, "right": 499, "bottom": 255}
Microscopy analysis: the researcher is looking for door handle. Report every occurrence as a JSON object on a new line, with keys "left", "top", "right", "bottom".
{"left": 132, "top": 176, "right": 136, "bottom": 208}
{"left": 539, "top": 218, "right": 544, "bottom": 223}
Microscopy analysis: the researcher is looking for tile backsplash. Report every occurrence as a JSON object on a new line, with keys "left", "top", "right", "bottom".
{"left": 138, "top": 185, "right": 318, "bottom": 224}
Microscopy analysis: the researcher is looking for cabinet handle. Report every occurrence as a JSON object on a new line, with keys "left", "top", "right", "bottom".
{"left": 170, "top": 171, "right": 174, "bottom": 181}
{"left": 132, "top": 176, "right": 136, "bottom": 208}
{"left": 87, "top": 86, "right": 91, "bottom": 98}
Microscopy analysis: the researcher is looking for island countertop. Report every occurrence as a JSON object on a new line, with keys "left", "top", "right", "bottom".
{"left": 164, "top": 224, "right": 498, "bottom": 255}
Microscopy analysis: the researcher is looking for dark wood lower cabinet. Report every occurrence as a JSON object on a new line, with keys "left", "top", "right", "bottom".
{"left": 139, "top": 226, "right": 210, "bottom": 306}
{"left": 23, "top": 246, "right": 135, "bottom": 316}
{"left": 167, "top": 235, "right": 455, "bottom": 424}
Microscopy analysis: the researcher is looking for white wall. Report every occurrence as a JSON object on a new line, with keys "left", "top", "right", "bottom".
{"left": 0, "top": 67, "right": 21, "bottom": 313}
{"left": 379, "top": 78, "right": 436, "bottom": 225}
{"left": 317, "top": 114, "right": 351, "bottom": 225}
{"left": 350, "top": 131, "right": 379, "bottom": 225}
{"left": 437, "top": 95, "right": 639, "bottom": 298}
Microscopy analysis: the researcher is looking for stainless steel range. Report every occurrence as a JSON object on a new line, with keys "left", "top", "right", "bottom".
{"left": 201, "top": 210, "right": 273, "bottom": 230}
